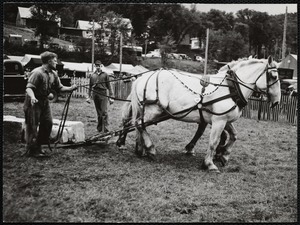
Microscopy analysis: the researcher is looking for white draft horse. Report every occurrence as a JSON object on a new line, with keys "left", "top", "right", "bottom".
{"left": 117, "top": 56, "right": 281, "bottom": 172}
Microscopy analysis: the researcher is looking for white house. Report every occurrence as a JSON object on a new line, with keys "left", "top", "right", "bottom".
{"left": 16, "top": 6, "right": 61, "bottom": 28}
{"left": 279, "top": 54, "right": 297, "bottom": 79}
{"left": 75, "top": 20, "right": 102, "bottom": 38}
{"left": 16, "top": 7, "right": 32, "bottom": 27}
{"left": 75, "top": 18, "right": 132, "bottom": 39}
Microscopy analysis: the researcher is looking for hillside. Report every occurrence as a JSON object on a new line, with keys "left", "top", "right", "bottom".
{"left": 141, "top": 57, "right": 217, "bottom": 74}
{"left": 4, "top": 24, "right": 73, "bottom": 47}
{"left": 4, "top": 24, "right": 36, "bottom": 40}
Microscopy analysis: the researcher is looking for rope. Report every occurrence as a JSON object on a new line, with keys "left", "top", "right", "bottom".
{"left": 75, "top": 69, "right": 158, "bottom": 88}
{"left": 82, "top": 86, "right": 131, "bottom": 102}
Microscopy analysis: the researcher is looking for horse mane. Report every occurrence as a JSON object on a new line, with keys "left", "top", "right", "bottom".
{"left": 218, "top": 58, "right": 266, "bottom": 73}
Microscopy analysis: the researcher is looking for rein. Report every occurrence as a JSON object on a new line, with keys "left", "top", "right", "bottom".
{"left": 74, "top": 69, "right": 160, "bottom": 103}
{"left": 226, "top": 65, "right": 280, "bottom": 98}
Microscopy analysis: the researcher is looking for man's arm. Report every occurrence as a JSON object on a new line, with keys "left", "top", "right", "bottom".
{"left": 55, "top": 76, "right": 77, "bottom": 92}
{"left": 26, "top": 69, "right": 40, "bottom": 106}
{"left": 106, "top": 74, "right": 114, "bottom": 97}
{"left": 60, "top": 85, "right": 77, "bottom": 92}
{"left": 106, "top": 74, "right": 114, "bottom": 104}
{"left": 88, "top": 75, "right": 93, "bottom": 98}
{"left": 26, "top": 88, "right": 38, "bottom": 106}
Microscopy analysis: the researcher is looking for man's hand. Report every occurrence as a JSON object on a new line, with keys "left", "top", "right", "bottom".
{"left": 109, "top": 98, "right": 114, "bottom": 105}
{"left": 31, "top": 97, "right": 38, "bottom": 106}
{"left": 86, "top": 97, "right": 91, "bottom": 104}
{"left": 71, "top": 84, "right": 78, "bottom": 91}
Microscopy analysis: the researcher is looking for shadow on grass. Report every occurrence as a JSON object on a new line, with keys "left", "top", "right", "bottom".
{"left": 81, "top": 142, "right": 207, "bottom": 171}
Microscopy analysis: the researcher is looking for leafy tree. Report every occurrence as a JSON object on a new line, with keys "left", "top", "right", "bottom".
{"left": 158, "top": 33, "right": 176, "bottom": 67}
{"left": 206, "top": 9, "right": 233, "bottom": 32}
{"left": 103, "top": 4, "right": 155, "bottom": 38}
{"left": 233, "top": 22, "right": 249, "bottom": 43}
{"left": 209, "top": 30, "right": 249, "bottom": 61}
{"left": 30, "top": 4, "right": 61, "bottom": 50}
{"left": 72, "top": 5, "right": 94, "bottom": 21}
{"left": 236, "top": 9, "right": 273, "bottom": 57}
{"left": 92, "top": 10, "right": 132, "bottom": 56}
{"left": 59, "top": 7, "right": 74, "bottom": 27}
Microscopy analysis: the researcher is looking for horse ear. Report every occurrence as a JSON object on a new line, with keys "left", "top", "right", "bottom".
{"left": 268, "top": 55, "right": 273, "bottom": 64}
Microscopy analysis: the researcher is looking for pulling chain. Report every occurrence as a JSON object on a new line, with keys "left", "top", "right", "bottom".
{"left": 168, "top": 70, "right": 228, "bottom": 98}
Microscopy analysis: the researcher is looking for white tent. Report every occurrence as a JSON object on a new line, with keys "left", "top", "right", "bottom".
{"left": 62, "top": 61, "right": 114, "bottom": 75}
{"left": 106, "top": 63, "right": 135, "bottom": 74}
{"left": 62, "top": 61, "right": 91, "bottom": 73}
{"left": 21, "top": 54, "right": 41, "bottom": 66}
{"left": 81, "top": 63, "right": 114, "bottom": 75}
{"left": 127, "top": 65, "right": 149, "bottom": 75}
{"left": 7, "top": 55, "right": 24, "bottom": 62}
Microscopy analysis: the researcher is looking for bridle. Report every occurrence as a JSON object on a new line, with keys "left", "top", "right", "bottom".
{"left": 255, "top": 65, "right": 280, "bottom": 99}
{"left": 230, "top": 63, "right": 280, "bottom": 100}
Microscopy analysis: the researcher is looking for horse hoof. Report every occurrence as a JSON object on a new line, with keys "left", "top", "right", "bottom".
{"left": 208, "top": 168, "right": 220, "bottom": 174}
{"left": 147, "top": 153, "right": 156, "bottom": 161}
{"left": 185, "top": 151, "right": 195, "bottom": 156}
{"left": 118, "top": 145, "right": 127, "bottom": 151}
{"left": 219, "top": 156, "right": 227, "bottom": 167}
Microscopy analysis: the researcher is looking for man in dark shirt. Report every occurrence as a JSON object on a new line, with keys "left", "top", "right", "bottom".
{"left": 87, "top": 60, "right": 114, "bottom": 133}
{"left": 24, "top": 51, "right": 77, "bottom": 158}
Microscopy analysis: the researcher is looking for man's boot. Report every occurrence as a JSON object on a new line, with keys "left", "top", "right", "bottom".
{"left": 25, "top": 145, "right": 48, "bottom": 158}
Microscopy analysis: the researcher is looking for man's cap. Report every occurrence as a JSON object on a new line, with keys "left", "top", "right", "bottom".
{"left": 95, "top": 60, "right": 102, "bottom": 65}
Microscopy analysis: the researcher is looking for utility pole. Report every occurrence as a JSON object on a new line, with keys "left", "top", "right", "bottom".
{"left": 119, "top": 32, "right": 123, "bottom": 76}
{"left": 204, "top": 28, "right": 209, "bottom": 76}
{"left": 145, "top": 39, "right": 148, "bottom": 55}
{"left": 91, "top": 19, "right": 95, "bottom": 73}
{"left": 281, "top": 6, "right": 288, "bottom": 60}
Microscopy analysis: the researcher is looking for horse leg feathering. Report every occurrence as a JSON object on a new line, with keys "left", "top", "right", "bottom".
{"left": 116, "top": 98, "right": 132, "bottom": 150}
{"left": 214, "top": 123, "right": 237, "bottom": 167}
{"left": 130, "top": 81, "right": 158, "bottom": 160}
{"left": 204, "top": 120, "right": 227, "bottom": 173}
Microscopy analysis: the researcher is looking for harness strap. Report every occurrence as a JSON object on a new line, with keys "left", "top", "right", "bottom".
{"left": 226, "top": 70, "right": 248, "bottom": 108}
{"left": 141, "top": 70, "right": 160, "bottom": 129}
{"left": 201, "top": 105, "right": 237, "bottom": 116}
{"left": 202, "top": 93, "right": 237, "bottom": 107}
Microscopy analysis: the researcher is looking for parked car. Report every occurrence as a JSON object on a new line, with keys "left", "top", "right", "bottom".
{"left": 3, "top": 59, "right": 71, "bottom": 102}
{"left": 280, "top": 79, "right": 297, "bottom": 95}
{"left": 3, "top": 59, "right": 27, "bottom": 99}
{"left": 144, "top": 50, "right": 161, "bottom": 58}
{"left": 168, "top": 53, "right": 191, "bottom": 60}
{"left": 194, "top": 55, "right": 204, "bottom": 62}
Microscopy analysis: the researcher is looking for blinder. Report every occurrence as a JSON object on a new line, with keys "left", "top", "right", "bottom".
{"left": 265, "top": 66, "right": 279, "bottom": 101}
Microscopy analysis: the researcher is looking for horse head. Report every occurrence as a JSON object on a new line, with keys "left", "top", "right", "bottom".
{"left": 255, "top": 56, "right": 281, "bottom": 108}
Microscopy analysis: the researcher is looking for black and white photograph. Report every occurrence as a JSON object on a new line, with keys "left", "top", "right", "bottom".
{"left": 2, "top": 1, "right": 297, "bottom": 222}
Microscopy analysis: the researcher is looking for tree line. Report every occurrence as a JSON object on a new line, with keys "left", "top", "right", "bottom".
{"left": 4, "top": 3, "right": 298, "bottom": 62}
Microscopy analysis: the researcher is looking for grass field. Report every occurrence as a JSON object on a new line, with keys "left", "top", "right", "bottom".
{"left": 3, "top": 98, "right": 297, "bottom": 222}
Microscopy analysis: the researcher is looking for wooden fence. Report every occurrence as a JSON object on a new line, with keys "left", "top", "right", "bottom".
{"left": 71, "top": 77, "right": 297, "bottom": 125}
{"left": 71, "top": 77, "right": 132, "bottom": 99}
{"left": 242, "top": 95, "right": 297, "bottom": 125}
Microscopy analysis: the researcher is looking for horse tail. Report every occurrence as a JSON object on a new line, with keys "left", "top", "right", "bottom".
{"left": 130, "top": 80, "right": 142, "bottom": 125}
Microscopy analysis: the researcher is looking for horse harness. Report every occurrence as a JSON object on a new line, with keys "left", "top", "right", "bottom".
{"left": 138, "top": 66, "right": 279, "bottom": 126}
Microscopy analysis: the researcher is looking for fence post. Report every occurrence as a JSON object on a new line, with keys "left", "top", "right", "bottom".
{"left": 257, "top": 95, "right": 263, "bottom": 120}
